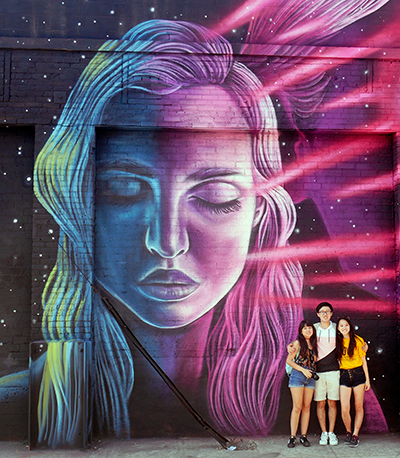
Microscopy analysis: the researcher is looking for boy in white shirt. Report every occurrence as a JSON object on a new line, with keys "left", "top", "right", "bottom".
{"left": 313, "top": 302, "right": 339, "bottom": 446}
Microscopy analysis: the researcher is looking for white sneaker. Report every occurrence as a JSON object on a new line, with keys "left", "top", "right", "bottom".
{"left": 328, "top": 432, "right": 338, "bottom": 445}
{"left": 319, "top": 431, "right": 329, "bottom": 445}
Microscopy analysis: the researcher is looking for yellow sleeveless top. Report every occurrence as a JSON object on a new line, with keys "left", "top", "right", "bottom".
{"left": 340, "top": 335, "right": 365, "bottom": 369}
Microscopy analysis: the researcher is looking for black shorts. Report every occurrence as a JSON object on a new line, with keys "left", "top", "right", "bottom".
{"left": 340, "top": 366, "right": 366, "bottom": 388}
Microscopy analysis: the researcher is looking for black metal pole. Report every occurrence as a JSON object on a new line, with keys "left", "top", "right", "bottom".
{"left": 100, "top": 296, "right": 234, "bottom": 450}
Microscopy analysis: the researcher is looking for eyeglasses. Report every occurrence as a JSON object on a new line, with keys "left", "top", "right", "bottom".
{"left": 318, "top": 310, "right": 332, "bottom": 315}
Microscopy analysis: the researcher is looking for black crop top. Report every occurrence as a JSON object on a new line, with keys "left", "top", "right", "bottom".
{"left": 295, "top": 348, "right": 317, "bottom": 372}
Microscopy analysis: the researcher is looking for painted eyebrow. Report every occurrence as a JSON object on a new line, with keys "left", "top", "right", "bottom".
{"left": 186, "top": 168, "right": 240, "bottom": 182}
{"left": 97, "top": 160, "right": 154, "bottom": 178}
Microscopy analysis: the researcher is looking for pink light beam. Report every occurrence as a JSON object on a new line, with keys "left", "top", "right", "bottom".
{"left": 255, "top": 137, "right": 370, "bottom": 193}
{"left": 247, "top": 232, "right": 392, "bottom": 264}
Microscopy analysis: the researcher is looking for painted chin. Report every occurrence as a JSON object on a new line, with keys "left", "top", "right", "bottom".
{"left": 138, "top": 290, "right": 212, "bottom": 329}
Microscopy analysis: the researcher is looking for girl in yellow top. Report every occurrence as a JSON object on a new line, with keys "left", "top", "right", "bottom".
{"left": 336, "top": 317, "right": 370, "bottom": 448}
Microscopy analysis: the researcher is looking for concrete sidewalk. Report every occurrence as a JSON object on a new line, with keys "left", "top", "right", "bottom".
{"left": 0, "top": 434, "right": 400, "bottom": 458}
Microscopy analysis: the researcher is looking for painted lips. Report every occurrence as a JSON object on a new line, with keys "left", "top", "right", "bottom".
{"left": 137, "top": 269, "right": 199, "bottom": 301}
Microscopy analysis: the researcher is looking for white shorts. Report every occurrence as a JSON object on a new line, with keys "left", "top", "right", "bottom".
{"left": 314, "top": 370, "right": 340, "bottom": 401}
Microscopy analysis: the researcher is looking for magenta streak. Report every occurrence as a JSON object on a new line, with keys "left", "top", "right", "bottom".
{"left": 247, "top": 232, "right": 393, "bottom": 263}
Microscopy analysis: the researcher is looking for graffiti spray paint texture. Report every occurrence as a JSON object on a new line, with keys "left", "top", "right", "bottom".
{"left": 34, "top": 22, "right": 303, "bottom": 439}
{"left": 0, "top": 0, "right": 399, "bottom": 444}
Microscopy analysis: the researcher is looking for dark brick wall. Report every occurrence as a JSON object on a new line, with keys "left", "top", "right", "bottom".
{"left": 0, "top": 127, "right": 33, "bottom": 439}
{"left": 0, "top": 127, "right": 34, "bottom": 378}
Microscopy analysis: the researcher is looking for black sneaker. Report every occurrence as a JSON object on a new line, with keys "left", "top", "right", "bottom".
{"left": 300, "top": 435, "right": 310, "bottom": 447}
{"left": 349, "top": 435, "right": 359, "bottom": 447}
{"left": 344, "top": 432, "right": 352, "bottom": 445}
{"left": 287, "top": 436, "right": 296, "bottom": 448}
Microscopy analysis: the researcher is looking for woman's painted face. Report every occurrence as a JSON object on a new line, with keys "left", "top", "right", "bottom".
{"left": 301, "top": 325, "right": 314, "bottom": 339}
{"left": 94, "top": 86, "right": 263, "bottom": 328}
{"left": 338, "top": 320, "right": 350, "bottom": 337}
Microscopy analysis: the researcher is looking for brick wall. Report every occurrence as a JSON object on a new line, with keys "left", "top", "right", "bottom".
{"left": 0, "top": 0, "right": 399, "bottom": 441}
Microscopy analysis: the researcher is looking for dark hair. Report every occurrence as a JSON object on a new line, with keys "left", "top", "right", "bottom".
{"left": 297, "top": 319, "right": 318, "bottom": 360}
{"left": 336, "top": 316, "right": 362, "bottom": 359}
{"left": 316, "top": 301, "right": 333, "bottom": 313}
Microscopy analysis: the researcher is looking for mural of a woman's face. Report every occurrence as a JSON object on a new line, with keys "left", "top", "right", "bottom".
{"left": 94, "top": 85, "right": 264, "bottom": 328}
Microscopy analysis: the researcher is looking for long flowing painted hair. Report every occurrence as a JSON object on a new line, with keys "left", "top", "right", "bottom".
{"left": 34, "top": 19, "right": 303, "bottom": 443}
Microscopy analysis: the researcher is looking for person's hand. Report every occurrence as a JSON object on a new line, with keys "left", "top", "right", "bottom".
{"left": 287, "top": 343, "right": 296, "bottom": 354}
{"left": 362, "top": 342, "right": 369, "bottom": 353}
{"left": 365, "top": 380, "right": 371, "bottom": 391}
{"left": 302, "top": 369, "right": 313, "bottom": 379}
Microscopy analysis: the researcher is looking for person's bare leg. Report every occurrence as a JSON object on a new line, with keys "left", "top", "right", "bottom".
{"left": 327, "top": 399, "right": 337, "bottom": 432}
{"left": 290, "top": 387, "right": 305, "bottom": 437}
{"left": 339, "top": 386, "right": 352, "bottom": 433}
{"left": 300, "top": 388, "right": 314, "bottom": 436}
{"left": 352, "top": 384, "right": 366, "bottom": 436}
{"left": 316, "top": 400, "right": 327, "bottom": 432}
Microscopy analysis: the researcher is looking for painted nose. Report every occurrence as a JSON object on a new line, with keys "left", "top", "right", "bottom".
{"left": 145, "top": 201, "right": 189, "bottom": 258}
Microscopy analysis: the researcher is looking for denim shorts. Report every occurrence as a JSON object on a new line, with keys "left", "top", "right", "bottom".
{"left": 288, "top": 368, "right": 316, "bottom": 389}
{"left": 340, "top": 366, "right": 366, "bottom": 388}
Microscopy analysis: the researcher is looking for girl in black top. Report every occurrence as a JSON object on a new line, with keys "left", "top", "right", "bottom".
{"left": 286, "top": 320, "right": 318, "bottom": 448}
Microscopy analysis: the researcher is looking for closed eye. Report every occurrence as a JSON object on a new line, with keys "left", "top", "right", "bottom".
{"left": 188, "top": 180, "right": 242, "bottom": 215}
{"left": 96, "top": 175, "right": 152, "bottom": 205}
{"left": 190, "top": 197, "right": 242, "bottom": 215}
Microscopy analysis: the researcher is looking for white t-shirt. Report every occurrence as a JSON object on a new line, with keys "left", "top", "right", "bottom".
{"left": 314, "top": 322, "right": 339, "bottom": 372}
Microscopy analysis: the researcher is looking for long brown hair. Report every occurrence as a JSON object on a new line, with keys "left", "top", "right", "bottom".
{"left": 336, "top": 316, "right": 362, "bottom": 358}
{"left": 297, "top": 319, "right": 318, "bottom": 359}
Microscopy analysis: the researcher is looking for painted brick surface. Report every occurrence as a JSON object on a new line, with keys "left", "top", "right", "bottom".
{"left": 0, "top": 0, "right": 399, "bottom": 443}
{"left": 0, "top": 127, "right": 33, "bottom": 439}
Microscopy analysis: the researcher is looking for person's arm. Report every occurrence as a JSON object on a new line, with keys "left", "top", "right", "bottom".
{"left": 358, "top": 336, "right": 370, "bottom": 390}
{"left": 361, "top": 355, "right": 370, "bottom": 391}
{"left": 287, "top": 341, "right": 297, "bottom": 354}
{"left": 286, "top": 341, "right": 313, "bottom": 379}
{"left": 361, "top": 342, "right": 369, "bottom": 353}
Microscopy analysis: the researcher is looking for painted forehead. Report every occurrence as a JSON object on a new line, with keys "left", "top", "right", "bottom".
{"left": 101, "top": 85, "right": 251, "bottom": 130}
{"left": 95, "top": 128, "right": 254, "bottom": 176}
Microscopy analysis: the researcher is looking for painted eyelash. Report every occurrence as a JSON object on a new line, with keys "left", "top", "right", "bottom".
{"left": 191, "top": 197, "right": 242, "bottom": 215}
{"left": 97, "top": 180, "right": 151, "bottom": 206}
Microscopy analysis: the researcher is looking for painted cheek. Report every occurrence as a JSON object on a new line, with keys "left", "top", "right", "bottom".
{"left": 95, "top": 203, "right": 151, "bottom": 273}
{"left": 185, "top": 221, "right": 250, "bottom": 282}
